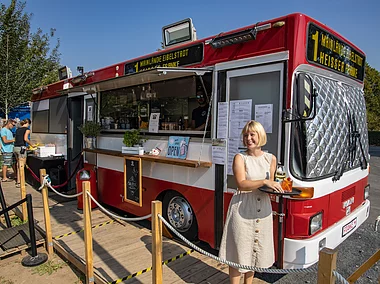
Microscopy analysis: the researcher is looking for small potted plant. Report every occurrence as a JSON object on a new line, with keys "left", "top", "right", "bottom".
{"left": 78, "top": 121, "right": 102, "bottom": 149}
{"left": 122, "top": 129, "right": 144, "bottom": 155}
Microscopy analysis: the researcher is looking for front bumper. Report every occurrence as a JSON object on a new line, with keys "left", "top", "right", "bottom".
{"left": 283, "top": 199, "right": 370, "bottom": 269}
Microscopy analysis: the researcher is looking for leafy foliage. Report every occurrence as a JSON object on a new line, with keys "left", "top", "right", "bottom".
{"left": 364, "top": 63, "right": 380, "bottom": 131}
{"left": 123, "top": 129, "right": 141, "bottom": 147}
{"left": 10, "top": 215, "right": 27, "bottom": 226}
{"left": 78, "top": 121, "right": 101, "bottom": 137}
{"left": 31, "top": 260, "right": 67, "bottom": 276}
{"left": 0, "top": 0, "right": 60, "bottom": 116}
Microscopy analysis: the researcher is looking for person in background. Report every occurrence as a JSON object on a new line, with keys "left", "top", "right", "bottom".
{"left": 191, "top": 87, "right": 210, "bottom": 131}
{"left": 13, "top": 119, "right": 33, "bottom": 187}
{"left": 219, "top": 120, "right": 283, "bottom": 284}
{"left": 1, "top": 119, "right": 16, "bottom": 182}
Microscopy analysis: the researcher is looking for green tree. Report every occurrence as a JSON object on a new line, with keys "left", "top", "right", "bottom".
{"left": 364, "top": 63, "right": 380, "bottom": 131}
{"left": 0, "top": 0, "right": 60, "bottom": 118}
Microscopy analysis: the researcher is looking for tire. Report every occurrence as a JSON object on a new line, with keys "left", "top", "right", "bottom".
{"left": 162, "top": 191, "right": 198, "bottom": 241}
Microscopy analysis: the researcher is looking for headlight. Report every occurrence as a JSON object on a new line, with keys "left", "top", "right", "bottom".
{"left": 364, "top": 184, "right": 370, "bottom": 199}
{"left": 309, "top": 212, "right": 323, "bottom": 235}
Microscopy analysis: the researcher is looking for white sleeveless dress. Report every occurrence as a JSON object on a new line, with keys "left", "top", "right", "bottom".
{"left": 219, "top": 152, "right": 275, "bottom": 272}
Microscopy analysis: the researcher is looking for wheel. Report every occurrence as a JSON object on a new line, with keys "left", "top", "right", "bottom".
{"left": 162, "top": 191, "right": 198, "bottom": 241}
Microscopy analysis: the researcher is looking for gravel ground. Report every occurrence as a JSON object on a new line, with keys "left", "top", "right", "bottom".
{"left": 255, "top": 147, "right": 380, "bottom": 283}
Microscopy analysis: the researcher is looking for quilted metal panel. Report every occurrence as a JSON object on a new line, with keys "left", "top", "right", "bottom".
{"left": 304, "top": 74, "right": 369, "bottom": 178}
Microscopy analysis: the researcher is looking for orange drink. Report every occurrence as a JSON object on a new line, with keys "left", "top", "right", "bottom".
{"left": 281, "top": 177, "right": 293, "bottom": 192}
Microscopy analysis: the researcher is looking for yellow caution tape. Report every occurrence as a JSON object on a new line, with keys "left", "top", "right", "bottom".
{"left": 109, "top": 249, "right": 194, "bottom": 284}
{"left": 53, "top": 220, "right": 115, "bottom": 240}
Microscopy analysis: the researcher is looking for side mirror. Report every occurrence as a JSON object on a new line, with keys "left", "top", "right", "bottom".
{"left": 296, "top": 73, "right": 315, "bottom": 118}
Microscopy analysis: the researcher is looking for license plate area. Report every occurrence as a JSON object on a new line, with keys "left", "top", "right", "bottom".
{"left": 342, "top": 217, "right": 357, "bottom": 237}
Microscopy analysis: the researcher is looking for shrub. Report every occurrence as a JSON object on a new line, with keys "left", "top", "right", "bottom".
{"left": 78, "top": 121, "right": 101, "bottom": 137}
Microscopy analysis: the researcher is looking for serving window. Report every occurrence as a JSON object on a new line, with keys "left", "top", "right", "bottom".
{"left": 99, "top": 74, "right": 212, "bottom": 136}
{"left": 32, "top": 97, "right": 68, "bottom": 134}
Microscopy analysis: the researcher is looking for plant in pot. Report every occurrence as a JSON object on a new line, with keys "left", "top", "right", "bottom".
{"left": 122, "top": 129, "right": 144, "bottom": 155}
{"left": 78, "top": 121, "right": 102, "bottom": 149}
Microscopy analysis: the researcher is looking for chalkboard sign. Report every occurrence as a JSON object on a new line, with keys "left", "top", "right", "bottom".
{"left": 124, "top": 157, "right": 142, "bottom": 206}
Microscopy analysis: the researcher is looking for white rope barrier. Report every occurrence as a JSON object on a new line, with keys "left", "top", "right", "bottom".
{"left": 157, "top": 214, "right": 316, "bottom": 274}
{"left": 332, "top": 270, "right": 350, "bottom": 284}
{"left": 86, "top": 192, "right": 151, "bottom": 221}
{"left": 157, "top": 214, "right": 350, "bottom": 282}
{"left": 39, "top": 175, "right": 83, "bottom": 198}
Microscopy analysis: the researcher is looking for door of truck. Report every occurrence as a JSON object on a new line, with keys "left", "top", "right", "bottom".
{"left": 67, "top": 96, "right": 84, "bottom": 190}
{"left": 213, "top": 59, "right": 285, "bottom": 254}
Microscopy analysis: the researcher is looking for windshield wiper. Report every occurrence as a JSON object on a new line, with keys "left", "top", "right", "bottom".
{"left": 351, "top": 115, "right": 368, "bottom": 170}
{"left": 333, "top": 113, "right": 354, "bottom": 182}
{"left": 333, "top": 114, "right": 368, "bottom": 182}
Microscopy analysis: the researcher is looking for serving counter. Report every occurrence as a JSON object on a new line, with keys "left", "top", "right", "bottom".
{"left": 84, "top": 148, "right": 212, "bottom": 168}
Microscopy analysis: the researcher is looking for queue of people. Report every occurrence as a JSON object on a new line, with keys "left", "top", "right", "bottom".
{"left": 1, "top": 118, "right": 33, "bottom": 186}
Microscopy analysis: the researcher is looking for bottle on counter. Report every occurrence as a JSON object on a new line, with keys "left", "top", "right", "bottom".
{"left": 178, "top": 116, "right": 183, "bottom": 130}
{"left": 275, "top": 165, "right": 286, "bottom": 182}
{"left": 184, "top": 116, "right": 189, "bottom": 129}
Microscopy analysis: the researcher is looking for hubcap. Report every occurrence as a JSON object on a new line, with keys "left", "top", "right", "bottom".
{"left": 167, "top": 196, "right": 193, "bottom": 232}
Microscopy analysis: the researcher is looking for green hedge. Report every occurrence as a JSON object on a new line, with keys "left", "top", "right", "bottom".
{"left": 369, "top": 131, "right": 380, "bottom": 146}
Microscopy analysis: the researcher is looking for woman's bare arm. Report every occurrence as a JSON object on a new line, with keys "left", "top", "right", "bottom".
{"left": 233, "top": 154, "right": 283, "bottom": 192}
{"left": 24, "top": 129, "right": 32, "bottom": 145}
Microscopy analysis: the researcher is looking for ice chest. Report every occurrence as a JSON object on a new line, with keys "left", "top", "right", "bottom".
{"left": 36, "top": 146, "right": 56, "bottom": 157}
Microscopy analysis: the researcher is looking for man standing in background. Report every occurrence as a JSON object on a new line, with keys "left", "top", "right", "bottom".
{"left": 191, "top": 87, "right": 210, "bottom": 131}
{"left": 1, "top": 119, "right": 16, "bottom": 182}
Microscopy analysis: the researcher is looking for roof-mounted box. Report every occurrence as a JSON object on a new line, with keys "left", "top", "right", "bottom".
{"left": 162, "top": 18, "right": 197, "bottom": 49}
{"left": 58, "top": 66, "right": 72, "bottom": 81}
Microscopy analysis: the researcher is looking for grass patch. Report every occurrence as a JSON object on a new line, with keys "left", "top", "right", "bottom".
{"left": 0, "top": 276, "right": 14, "bottom": 284}
{"left": 10, "top": 216, "right": 27, "bottom": 227}
{"left": 31, "top": 260, "right": 67, "bottom": 276}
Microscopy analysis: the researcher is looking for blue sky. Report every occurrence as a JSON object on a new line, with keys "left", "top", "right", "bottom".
{"left": 4, "top": 0, "right": 380, "bottom": 75}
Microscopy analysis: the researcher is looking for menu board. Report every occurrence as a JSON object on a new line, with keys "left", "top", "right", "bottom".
{"left": 124, "top": 43, "right": 204, "bottom": 75}
{"left": 307, "top": 23, "right": 365, "bottom": 81}
{"left": 124, "top": 157, "right": 142, "bottom": 206}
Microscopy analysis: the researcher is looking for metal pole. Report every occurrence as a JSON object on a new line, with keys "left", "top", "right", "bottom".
{"left": 277, "top": 195, "right": 284, "bottom": 268}
{"left": 0, "top": 182, "right": 11, "bottom": 228}
{"left": 26, "top": 194, "right": 37, "bottom": 257}
{"left": 22, "top": 194, "right": 48, "bottom": 266}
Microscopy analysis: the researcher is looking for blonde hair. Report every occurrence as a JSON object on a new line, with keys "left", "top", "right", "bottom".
{"left": 241, "top": 120, "right": 267, "bottom": 147}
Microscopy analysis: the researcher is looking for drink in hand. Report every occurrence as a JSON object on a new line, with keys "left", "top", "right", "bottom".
{"left": 281, "top": 177, "right": 293, "bottom": 192}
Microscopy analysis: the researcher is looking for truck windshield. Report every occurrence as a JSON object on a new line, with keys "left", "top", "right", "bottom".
{"left": 290, "top": 73, "right": 369, "bottom": 180}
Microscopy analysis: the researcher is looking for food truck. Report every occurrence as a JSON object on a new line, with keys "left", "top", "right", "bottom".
{"left": 30, "top": 13, "right": 370, "bottom": 268}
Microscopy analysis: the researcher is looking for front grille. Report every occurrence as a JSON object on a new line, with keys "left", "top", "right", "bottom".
{"left": 341, "top": 187, "right": 355, "bottom": 202}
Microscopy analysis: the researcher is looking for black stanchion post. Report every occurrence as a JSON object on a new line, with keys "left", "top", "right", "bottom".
{"left": 0, "top": 183, "right": 12, "bottom": 228}
{"left": 26, "top": 194, "right": 37, "bottom": 257}
{"left": 21, "top": 194, "right": 48, "bottom": 267}
{"left": 277, "top": 195, "right": 284, "bottom": 269}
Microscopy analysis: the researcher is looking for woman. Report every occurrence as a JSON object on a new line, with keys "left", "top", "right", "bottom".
{"left": 219, "top": 120, "right": 283, "bottom": 284}
{"left": 13, "top": 119, "right": 32, "bottom": 187}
